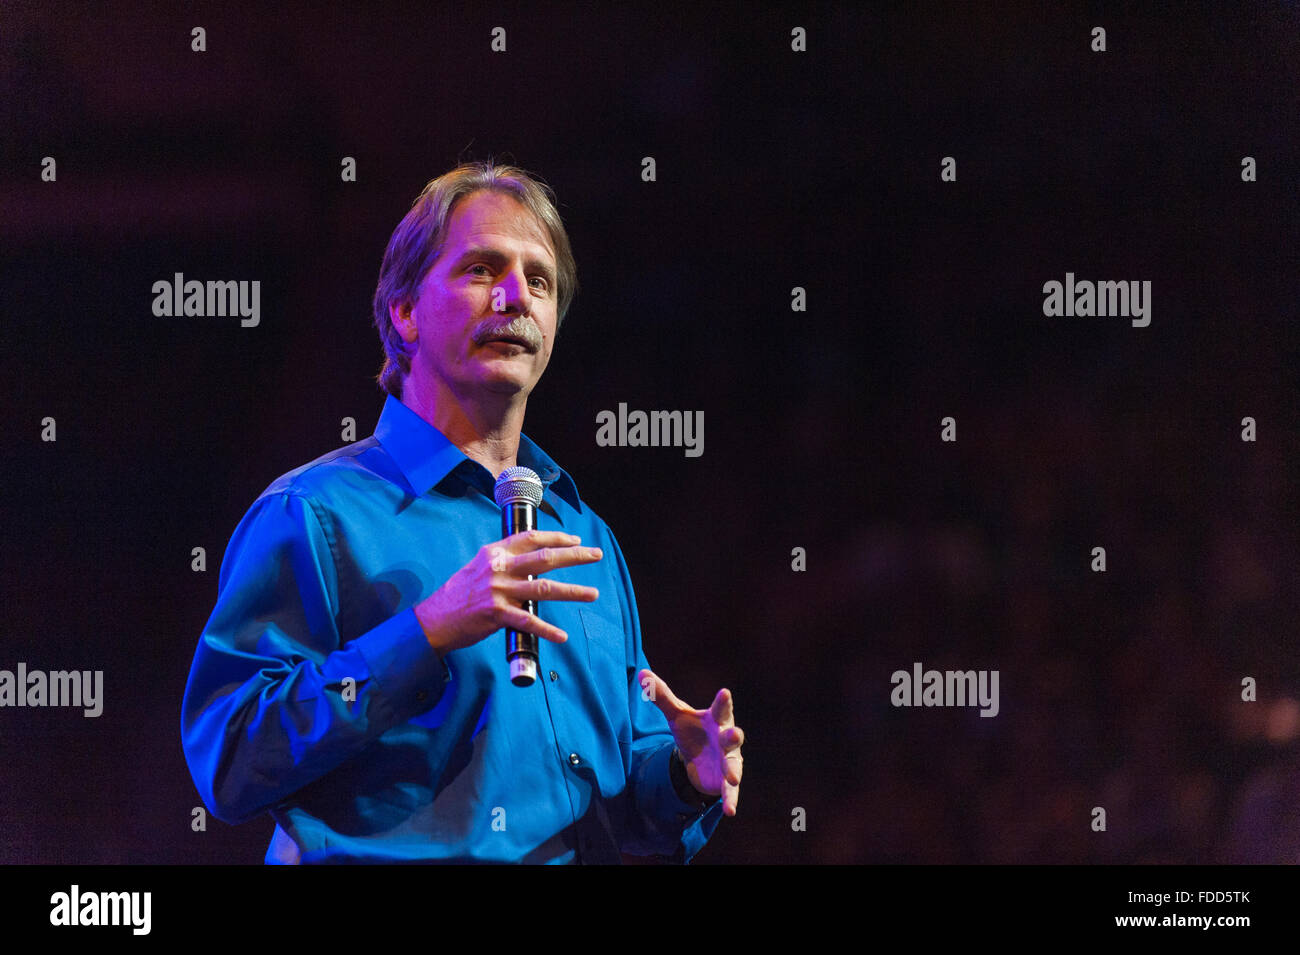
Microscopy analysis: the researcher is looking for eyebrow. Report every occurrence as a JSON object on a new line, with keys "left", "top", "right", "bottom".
{"left": 454, "top": 246, "right": 557, "bottom": 286}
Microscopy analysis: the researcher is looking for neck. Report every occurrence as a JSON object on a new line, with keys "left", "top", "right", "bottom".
{"left": 400, "top": 380, "right": 528, "bottom": 478}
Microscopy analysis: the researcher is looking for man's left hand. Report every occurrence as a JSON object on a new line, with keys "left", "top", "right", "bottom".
{"left": 638, "top": 669, "right": 744, "bottom": 817}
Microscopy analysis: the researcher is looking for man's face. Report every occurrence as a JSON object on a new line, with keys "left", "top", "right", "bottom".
{"left": 393, "top": 189, "right": 559, "bottom": 406}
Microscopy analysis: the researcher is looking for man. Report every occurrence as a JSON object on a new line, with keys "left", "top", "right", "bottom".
{"left": 181, "top": 160, "right": 743, "bottom": 863}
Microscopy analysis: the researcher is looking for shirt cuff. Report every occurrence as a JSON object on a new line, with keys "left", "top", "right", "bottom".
{"left": 349, "top": 606, "right": 450, "bottom": 723}
{"left": 641, "top": 742, "right": 719, "bottom": 820}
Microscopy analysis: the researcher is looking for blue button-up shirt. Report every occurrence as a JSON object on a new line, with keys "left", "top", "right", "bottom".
{"left": 181, "top": 395, "right": 721, "bottom": 863}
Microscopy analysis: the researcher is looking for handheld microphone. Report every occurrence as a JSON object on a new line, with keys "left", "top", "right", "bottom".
{"left": 494, "top": 466, "right": 544, "bottom": 687}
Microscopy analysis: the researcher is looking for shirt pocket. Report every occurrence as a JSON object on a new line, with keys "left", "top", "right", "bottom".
{"left": 579, "top": 608, "right": 634, "bottom": 744}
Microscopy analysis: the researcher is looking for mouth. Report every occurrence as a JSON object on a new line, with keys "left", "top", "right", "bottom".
{"left": 478, "top": 332, "right": 536, "bottom": 352}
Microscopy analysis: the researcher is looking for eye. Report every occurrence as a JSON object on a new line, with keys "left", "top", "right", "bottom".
{"left": 529, "top": 276, "right": 550, "bottom": 291}
{"left": 468, "top": 264, "right": 492, "bottom": 276}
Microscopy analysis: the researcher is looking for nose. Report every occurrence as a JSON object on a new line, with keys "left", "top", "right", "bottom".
{"left": 495, "top": 265, "right": 532, "bottom": 317}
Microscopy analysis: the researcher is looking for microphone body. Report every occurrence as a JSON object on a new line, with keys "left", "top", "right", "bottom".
{"left": 494, "top": 467, "right": 544, "bottom": 687}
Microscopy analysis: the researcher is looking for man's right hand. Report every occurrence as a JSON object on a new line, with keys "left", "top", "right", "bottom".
{"left": 413, "top": 529, "right": 602, "bottom": 657}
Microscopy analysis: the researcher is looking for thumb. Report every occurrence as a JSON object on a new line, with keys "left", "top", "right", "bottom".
{"left": 637, "top": 669, "right": 686, "bottom": 715}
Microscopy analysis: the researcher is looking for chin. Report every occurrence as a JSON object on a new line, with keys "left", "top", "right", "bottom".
{"left": 478, "top": 359, "right": 547, "bottom": 392}
{"left": 477, "top": 373, "right": 537, "bottom": 396}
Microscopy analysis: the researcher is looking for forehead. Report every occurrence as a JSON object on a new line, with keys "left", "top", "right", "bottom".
{"left": 443, "top": 189, "right": 555, "bottom": 261}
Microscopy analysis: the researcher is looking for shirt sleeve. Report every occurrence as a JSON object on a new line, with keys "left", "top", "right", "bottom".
{"left": 603, "top": 528, "right": 724, "bottom": 862}
{"left": 180, "top": 490, "right": 450, "bottom": 825}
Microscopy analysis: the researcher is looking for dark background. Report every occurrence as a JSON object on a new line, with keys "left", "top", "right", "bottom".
{"left": 1, "top": 0, "right": 1296, "bottom": 864}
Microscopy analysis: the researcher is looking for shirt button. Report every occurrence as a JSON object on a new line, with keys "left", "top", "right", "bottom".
{"left": 415, "top": 690, "right": 427, "bottom": 702}
{"left": 549, "top": 670, "right": 559, "bottom": 682}
{"left": 569, "top": 753, "right": 581, "bottom": 765}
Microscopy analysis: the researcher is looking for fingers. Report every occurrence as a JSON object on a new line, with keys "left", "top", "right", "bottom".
{"left": 723, "top": 740, "right": 743, "bottom": 787}
{"left": 484, "top": 532, "right": 603, "bottom": 617}
{"left": 491, "top": 531, "right": 604, "bottom": 578}
{"left": 509, "top": 544, "right": 604, "bottom": 578}
{"left": 500, "top": 604, "right": 569, "bottom": 645}
{"left": 501, "top": 529, "right": 598, "bottom": 562}
{"left": 709, "top": 687, "right": 734, "bottom": 727}
{"left": 717, "top": 717, "right": 744, "bottom": 789}
{"left": 713, "top": 693, "right": 743, "bottom": 806}
{"left": 637, "top": 669, "right": 688, "bottom": 716}
{"left": 501, "top": 529, "right": 585, "bottom": 552}
{"left": 723, "top": 776, "right": 740, "bottom": 817}
{"left": 505, "top": 577, "right": 600, "bottom": 604}
{"left": 649, "top": 675, "right": 743, "bottom": 815}
{"left": 721, "top": 724, "right": 743, "bottom": 814}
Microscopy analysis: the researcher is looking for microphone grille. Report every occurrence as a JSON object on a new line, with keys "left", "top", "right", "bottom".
{"left": 494, "top": 465, "right": 544, "bottom": 508}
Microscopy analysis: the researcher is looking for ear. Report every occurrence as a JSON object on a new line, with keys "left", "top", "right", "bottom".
{"left": 389, "top": 299, "right": 419, "bottom": 345}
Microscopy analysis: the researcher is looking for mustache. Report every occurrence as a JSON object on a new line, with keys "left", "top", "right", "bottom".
{"left": 471, "top": 315, "right": 543, "bottom": 352}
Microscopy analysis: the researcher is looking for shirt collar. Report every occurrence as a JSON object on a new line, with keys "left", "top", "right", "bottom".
{"left": 373, "top": 394, "right": 581, "bottom": 512}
